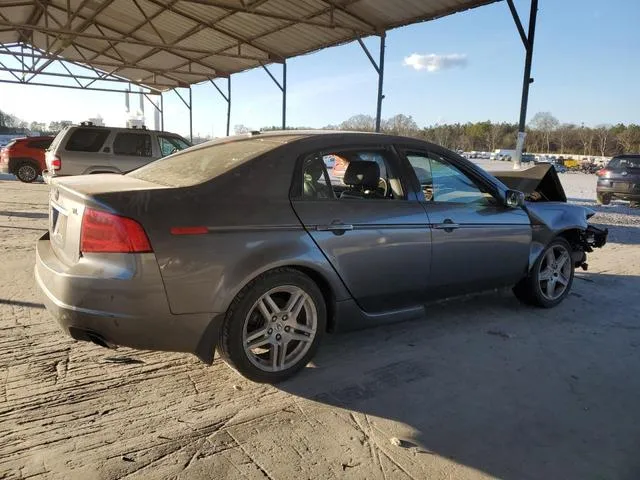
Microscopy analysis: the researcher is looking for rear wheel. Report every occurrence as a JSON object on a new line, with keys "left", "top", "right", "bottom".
{"left": 219, "top": 268, "right": 326, "bottom": 383}
{"left": 596, "top": 192, "right": 611, "bottom": 205}
{"left": 16, "top": 161, "right": 39, "bottom": 183}
{"left": 513, "top": 238, "right": 575, "bottom": 308}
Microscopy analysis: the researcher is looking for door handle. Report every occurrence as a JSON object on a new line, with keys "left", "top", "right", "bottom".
{"left": 434, "top": 219, "right": 459, "bottom": 231}
{"left": 316, "top": 223, "right": 354, "bottom": 233}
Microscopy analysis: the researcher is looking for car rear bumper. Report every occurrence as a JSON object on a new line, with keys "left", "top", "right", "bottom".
{"left": 35, "top": 232, "right": 221, "bottom": 362}
{"left": 597, "top": 180, "right": 640, "bottom": 200}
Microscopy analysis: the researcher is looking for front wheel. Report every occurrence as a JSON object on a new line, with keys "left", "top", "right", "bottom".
{"left": 513, "top": 238, "right": 575, "bottom": 308}
{"left": 219, "top": 268, "right": 326, "bottom": 383}
{"left": 16, "top": 162, "right": 39, "bottom": 183}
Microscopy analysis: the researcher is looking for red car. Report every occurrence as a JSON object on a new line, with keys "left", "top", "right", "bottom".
{"left": 0, "top": 136, "right": 54, "bottom": 183}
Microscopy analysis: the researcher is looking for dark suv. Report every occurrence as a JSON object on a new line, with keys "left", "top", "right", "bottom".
{"left": 596, "top": 155, "right": 640, "bottom": 205}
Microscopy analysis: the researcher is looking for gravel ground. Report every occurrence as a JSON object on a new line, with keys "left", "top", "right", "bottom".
{"left": 1, "top": 172, "right": 639, "bottom": 480}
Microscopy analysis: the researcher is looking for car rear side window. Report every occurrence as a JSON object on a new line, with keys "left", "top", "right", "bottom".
{"left": 65, "top": 128, "right": 109, "bottom": 152}
{"left": 114, "top": 133, "right": 152, "bottom": 157}
{"left": 300, "top": 149, "right": 404, "bottom": 200}
{"left": 128, "top": 136, "right": 302, "bottom": 187}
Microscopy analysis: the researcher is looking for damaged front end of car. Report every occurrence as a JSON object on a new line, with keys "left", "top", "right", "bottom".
{"left": 494, "top": 164, "right": 608, "bottom": 271}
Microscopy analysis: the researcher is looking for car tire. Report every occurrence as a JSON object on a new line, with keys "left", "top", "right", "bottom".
{"left": 16, "top": 161, "right": 39, "bottom": 183}
{"left": 596, "top": 193, "right": 611, "bottom": 205}
{"left": 218, "top": 268, "right": 326, "bottom": 383}
{"left": 513, "top": 237, "right": 575, "bottom": 308}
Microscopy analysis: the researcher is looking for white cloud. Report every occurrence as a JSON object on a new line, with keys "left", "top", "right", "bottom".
{"left": 403, "top": 53, "right": 468, "bottom": 72}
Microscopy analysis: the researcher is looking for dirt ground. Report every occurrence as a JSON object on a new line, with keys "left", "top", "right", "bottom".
{"left": 1, "top": 171, "right": 639, "bottom": 480}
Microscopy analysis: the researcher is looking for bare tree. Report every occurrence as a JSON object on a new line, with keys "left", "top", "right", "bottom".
{"left": 595, "top": 124, "right": 611, "bottom": 157}
{"left": 578, "top": 125, "right": 593, "bottom": 156}
{"left": 234, "top": 124, "right": 250, "bottom": 135}
{"left": 339, "top": 114, "right": 375, "bottom": 132}
{"left": 529, "top": 112, "right": 559, "bottom": 153}
{"left": 487, "top": 122, "right": 504, "bottom": 152}
{"left": 382, "top": 114, "right": 418, "bottom": 136}
{"left": 617, "top": 124, "right": 640, "bottom": 153}
{"left": 557, "top": 123, "right": 575, "bottom": 154}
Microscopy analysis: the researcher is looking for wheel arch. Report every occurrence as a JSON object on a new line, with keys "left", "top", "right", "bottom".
{"left": 195, "top": 263, "right": 340, "bottom": 366}
{"left": 528, "top": 227, "right": 584, "bottom": 271}
{"left": 8, "top": 157, "right": 40, "bottom": 174}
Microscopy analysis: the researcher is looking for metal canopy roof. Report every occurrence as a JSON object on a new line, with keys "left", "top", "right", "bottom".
{"left": 0, "top": 0, "right": 499, "bottom": 92}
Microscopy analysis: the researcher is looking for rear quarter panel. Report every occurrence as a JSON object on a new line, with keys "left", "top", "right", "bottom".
{"left": 96, "top": 146, "right": 352, "bottom": 315}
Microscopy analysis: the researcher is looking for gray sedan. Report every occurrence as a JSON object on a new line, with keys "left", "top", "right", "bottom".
{"left": 35, "top": 131, "right": 607, "bottom": 383}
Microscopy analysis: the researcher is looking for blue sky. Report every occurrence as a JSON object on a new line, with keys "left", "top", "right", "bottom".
{"left": 1, "top": 0, "right": 638, "bottom": 138}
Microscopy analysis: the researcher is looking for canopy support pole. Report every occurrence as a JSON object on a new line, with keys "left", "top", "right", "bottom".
{"left": 174, "top": 87, "right": 193, "bottom": 142}
{"left": 261, "top": 60, "right": 286, "bottom": 130}
{"left": 508, "top": 0, "right": 538, "bottom": 169}
{"left": 357, "top": 32, "right": 386, "bottom": 132}
{"left": 210, "top": 77, "right": 231, "bottom": 136}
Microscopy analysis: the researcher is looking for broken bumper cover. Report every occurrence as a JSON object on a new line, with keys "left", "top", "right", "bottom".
{"left": 583, "top": 225, "right": 608, "bottom": 250}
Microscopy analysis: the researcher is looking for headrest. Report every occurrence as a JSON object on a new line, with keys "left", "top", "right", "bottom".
{"left": 304, "top": 160, "right": 325, "bottom": 181}
{"left": 343, "top": 160, "right": 380, "bottom": 188}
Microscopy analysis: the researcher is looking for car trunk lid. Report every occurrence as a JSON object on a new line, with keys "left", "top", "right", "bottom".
{"left": 48, "top": 174, "right": 165, "bottom": 266}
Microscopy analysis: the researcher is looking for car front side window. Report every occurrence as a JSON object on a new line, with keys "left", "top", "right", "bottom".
{"left": 406, "top": 151, "right": 496, "bottom": 205}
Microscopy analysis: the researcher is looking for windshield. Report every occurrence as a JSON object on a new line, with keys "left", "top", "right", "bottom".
{"left": 128, "top": 136, "right": 303, "bottom": 187}
{"left": 608, "top": 157, "right": 640, "bottom": 169}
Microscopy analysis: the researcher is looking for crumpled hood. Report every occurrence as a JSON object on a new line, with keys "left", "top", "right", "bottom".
{"left": 494, "top": 164, "right": 567, "bottom": 202}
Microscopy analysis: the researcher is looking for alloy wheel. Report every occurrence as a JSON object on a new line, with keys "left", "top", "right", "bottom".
{"left": 17, "top": 164, "right": 37, "bottom": 182}
{"left": 242, "top": 285, "right": 318, "bottom": 372}
{"left": 538, "top": 244, "right": 572, "bottom": 301}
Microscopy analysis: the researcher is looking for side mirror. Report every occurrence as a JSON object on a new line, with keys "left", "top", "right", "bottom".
{"left": 505, "top": 189, "right": 525, "bottom": 208}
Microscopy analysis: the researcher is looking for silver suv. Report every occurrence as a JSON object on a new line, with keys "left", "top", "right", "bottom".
{"left": 44, "top": 123, "right": 190, "bottom": 182}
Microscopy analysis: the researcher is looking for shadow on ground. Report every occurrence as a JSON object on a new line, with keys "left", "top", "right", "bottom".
{"left": 279, "top": 273, "right": 640, "bottom": 480}
{"left": 0, "top": 298, "right": 45, "bottom": 308}
{"left": 0, "top": 210, "right": 48, "bottom": 219}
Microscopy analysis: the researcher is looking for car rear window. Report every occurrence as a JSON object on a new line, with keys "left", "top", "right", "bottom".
{"left": 27, "top": 139, "right": 53, "bottom": 149}
{"left": 65, "top": 128, "right": 109, "bottom": 152}
{"left": 128, "top": 136, "right": 302, "bottom": 187}
{"left": 608, "top": 157, "right": 640, "bottom": 169}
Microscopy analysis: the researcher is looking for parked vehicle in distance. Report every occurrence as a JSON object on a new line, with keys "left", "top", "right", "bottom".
{"left": 35, "top": 131, "right": 607, "bottom": 383}
{"left": 596, "top": 154, "right": 640, "bottom": 205}
{"left": 0, "top": 136, "right": 54, "bottom": 182}
{"left": 43, "top": 122, "right": 190, "bottom": 183}
{"left": 491, "top": 149, "right": 517, "bottom": 161}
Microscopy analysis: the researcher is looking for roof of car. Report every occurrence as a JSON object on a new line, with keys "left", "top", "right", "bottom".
{"left": 13, "top": 136, "right": 54, "bottom": 142}
{"left": 612, "top": 154, "right": 640, "bottom": 158}
{"left": 67, "top": 125, "right": 183, "bottom": 136}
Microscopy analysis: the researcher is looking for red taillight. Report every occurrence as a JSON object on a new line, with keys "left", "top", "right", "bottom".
{"left": 51, "top": 155, "right": 61, "bottom": 171}
{"left": 80, "top": 208, "right": 152, "bottom": 253}
{"left": 596, "top": 168, "right": 608, "bottom": 176}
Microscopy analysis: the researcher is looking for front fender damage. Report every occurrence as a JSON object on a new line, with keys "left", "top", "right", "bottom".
{"left": 524, "top": 202, "right": 608, "bottom": 271}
